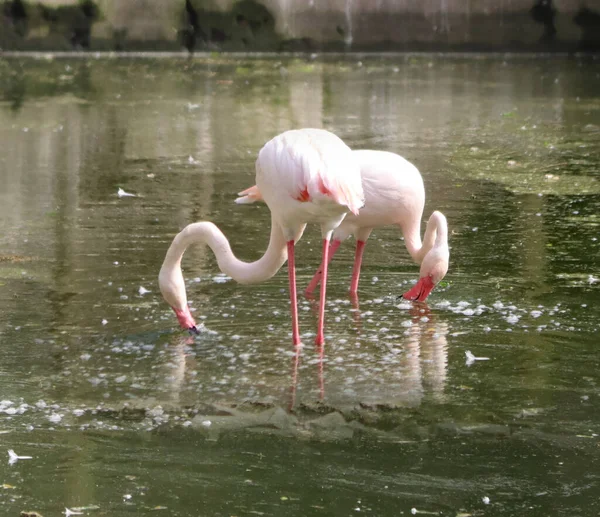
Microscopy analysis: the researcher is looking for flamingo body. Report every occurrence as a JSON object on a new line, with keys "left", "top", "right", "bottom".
{"left": 256, "top": 129, "right": 363, "bottom": 238}
{"left": 236, "top": 150, "right": 449, "bottom": 301}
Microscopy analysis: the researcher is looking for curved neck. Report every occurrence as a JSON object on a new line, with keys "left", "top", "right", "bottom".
{"left": 160, "top": 214, "right": 288, "bottom": 286}
{"left": 404, "top": 211, "right": 447, "bottom": 263}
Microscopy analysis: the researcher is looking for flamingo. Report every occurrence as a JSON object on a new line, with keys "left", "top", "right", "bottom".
{"left": 159, "top": 128, "right": 364, "bottom": 346}
{"left": 235, "top": 150, "right": 449, "bottom": 301}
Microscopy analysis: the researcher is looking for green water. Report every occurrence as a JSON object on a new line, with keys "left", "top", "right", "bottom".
{"left": 0, "top": 54, "right": 599, "bottom": 516}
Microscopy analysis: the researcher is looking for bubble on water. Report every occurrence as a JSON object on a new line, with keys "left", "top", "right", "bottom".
{"left": 530, "top": 310, "right": 542, "bottom": 318}
{"left": 506, "top": 314, "right": 520, "bottom": 324}
{"left": 493, "top": 301, "right": 504, "bottom": 310}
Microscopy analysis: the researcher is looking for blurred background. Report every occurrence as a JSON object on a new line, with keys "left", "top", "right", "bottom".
{"left": 1, "top": 0, "right": 600, "bottom": 53}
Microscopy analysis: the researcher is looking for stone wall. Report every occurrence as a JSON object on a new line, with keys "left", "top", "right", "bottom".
{"left": 1, "top": 0, "right": 599, "bottom": 52}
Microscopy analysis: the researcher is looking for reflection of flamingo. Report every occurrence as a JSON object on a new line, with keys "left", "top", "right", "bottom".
{"left": 236, "top": 150, "right": 449, "bottom": 301}
{"left": 288, "top": 332, "right": 326, "bottom": 411}
{"left": 159, "top": 129, "right": 364, "bottom": 346}
{"left": 406, "top": 305, "right": 448, "bottom": 402}
{"left": 289, "top": 345, "right": 301, "bottom": 411}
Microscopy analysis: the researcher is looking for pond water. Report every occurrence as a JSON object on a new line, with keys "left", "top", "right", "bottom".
{"left": 0, "top": 53, "right": 599, "bottom": 516}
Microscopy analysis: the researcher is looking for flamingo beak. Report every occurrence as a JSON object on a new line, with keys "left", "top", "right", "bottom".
{"left": 402, "top": 276, "right": 436, "bottom": 302}
{"left": 174, "top": 307, "right": 198, "bottom": 333}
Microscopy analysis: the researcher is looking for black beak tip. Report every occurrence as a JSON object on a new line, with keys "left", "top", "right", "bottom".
{"left": 188, "top": 325, "right": 200, "bottom": 335}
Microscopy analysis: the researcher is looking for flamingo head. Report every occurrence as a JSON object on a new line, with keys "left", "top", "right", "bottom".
{"left": 402, "top": 246, "right": 449, "bottom": 303}
{"left": 173, "top": 307, "right": 200, "bottom": 335}
{"left": 159, "top": 264, "right": 199, "bottom": 335}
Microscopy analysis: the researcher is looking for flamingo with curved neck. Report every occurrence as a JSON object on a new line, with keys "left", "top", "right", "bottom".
{"left": 159, "top": 128, "right": 364, "bottom": 346}
{"left": 236, "top": 150, "right": 450, "bottom": 301}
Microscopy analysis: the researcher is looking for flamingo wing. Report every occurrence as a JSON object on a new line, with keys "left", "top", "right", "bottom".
{"left": 257, "top": 129, "right": 364, "bottom": 215}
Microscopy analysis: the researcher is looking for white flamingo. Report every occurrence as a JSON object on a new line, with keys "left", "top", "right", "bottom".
{"left": 159, "top": 129, "right": 364, "bottom": 346}
{"left": 236, "top": 150, "right": 449, "bottom": 301}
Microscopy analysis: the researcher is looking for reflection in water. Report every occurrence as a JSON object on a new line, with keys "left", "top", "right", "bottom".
{"left": 407, "top": 305, "right": 449, "bottom": 403}
{"left": 163, "top": 334, "right": 197, "bottom": 404}
{"left": 289, "top": 344, "right": 301, "bottom": 410}
{"left": 288, "top": 300, "right": 448, "bottom": 410}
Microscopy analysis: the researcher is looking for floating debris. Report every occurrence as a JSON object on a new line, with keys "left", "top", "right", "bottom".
{"left": 117, "top": 188, "right": 136, "bottom": 198}
{"left": 465, "top": 350, "right": 490, "bottom": 366}
{"left": 8, "top": 449, "right": 32, "bottom": 465}
{"left": 138, "top": 286, "right": 151, "bottom": 296}
{"left": 47, "top": 413, "right": 63, "bottom": 424}
{"left": 482, "top": 496, "right": 490, "bottom": 504}
{"left": 65, "top": 509, "right": 83, "bottom": 517}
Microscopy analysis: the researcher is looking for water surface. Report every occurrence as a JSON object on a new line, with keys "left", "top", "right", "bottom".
{"left": 0, "top": 54, "right": 599, "bottom": 516}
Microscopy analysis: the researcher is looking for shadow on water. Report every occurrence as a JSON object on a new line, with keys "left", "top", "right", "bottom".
{"left": 0, "top": 54, "right": 599, "bottom": 516}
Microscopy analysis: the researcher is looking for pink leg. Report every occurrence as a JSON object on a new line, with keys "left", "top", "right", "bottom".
{"left": 305, "top": 239, "right": 341, "bottom": 296}
{"left": 287, "top": 240, "right": 301, "bottom": 346}
{"left": 315, "top": 238, "right": 330, "bottom": 346}
{"left": 349, "top": 240, "right": 366, "bottom": 295}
